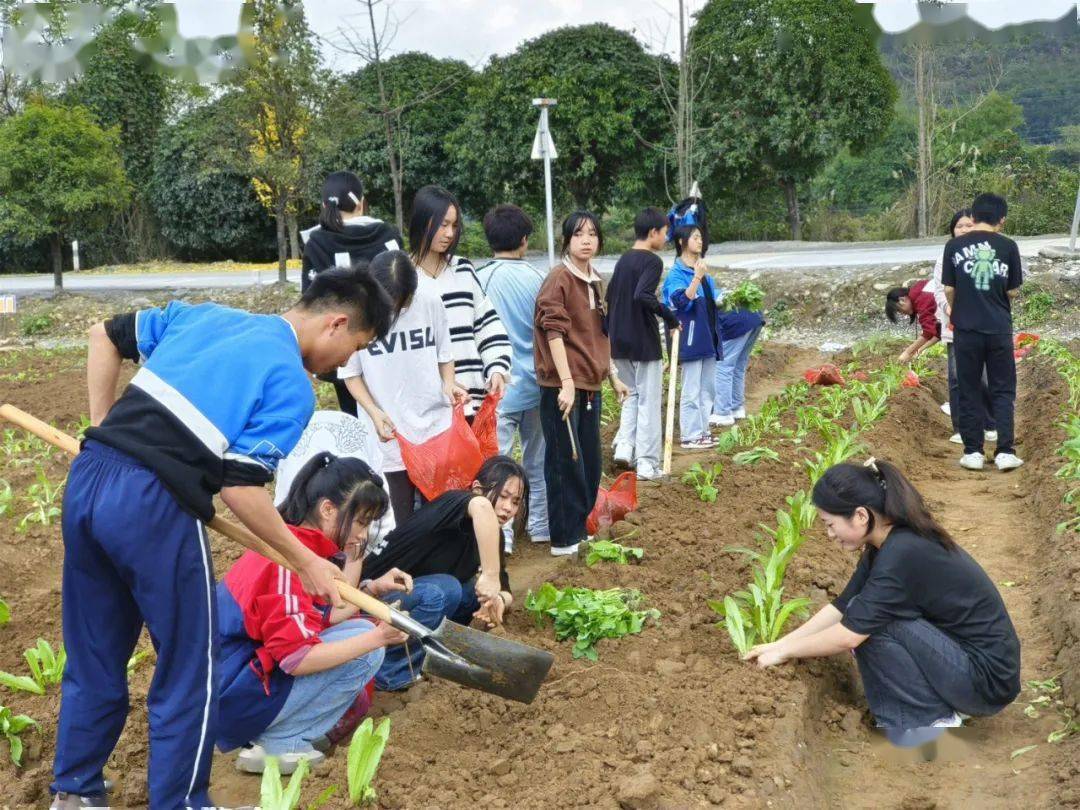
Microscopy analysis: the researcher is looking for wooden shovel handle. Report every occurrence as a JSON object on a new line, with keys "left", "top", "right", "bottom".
{"left": 662, "top": 333, "right": 680, "bottom": 475}
{"left": 0, "top": 403, "right": 394, "bottom": 624}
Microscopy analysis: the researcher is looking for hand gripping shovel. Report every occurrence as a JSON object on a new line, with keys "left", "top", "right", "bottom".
{"left": 0, "top": 403, "right": 554, "bottom": 704}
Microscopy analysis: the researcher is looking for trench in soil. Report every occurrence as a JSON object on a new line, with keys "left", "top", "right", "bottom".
{"left": 0, "top": 342, "right": 1077, "bottom": 809}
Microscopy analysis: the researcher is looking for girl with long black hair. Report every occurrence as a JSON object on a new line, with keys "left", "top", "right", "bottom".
{"left": 745, "top": 459, "right": 1020, "bottom": 746}
{"left": 408, "top": 185, "right": 512, "bottom": 413}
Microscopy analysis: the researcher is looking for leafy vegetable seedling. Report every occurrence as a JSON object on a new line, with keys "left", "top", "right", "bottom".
{"left": 525, "top": 584, "right": 660, "bottom": 661}
{"left": 260, "top": 755, "right": 310, "bottom": 810}
{"left": 0, "top": 705, "right": 36, "bottom": 767}
{"left": 681, "top": 462, "right": 722, "bottom": 503}
{"left": 732, "top": 447, "right": 780, "bottom": 466}
{"left": 723, "top": 280, "right": 766, "bottom": 312}
{"left": 348, "top": 717, "right": 391, "bottom": 806}
{"left": 585, "top": 540, "right": 644, "bottom": 566}
{"left": 0, "top": 639, "right": 66, "bottom": 695}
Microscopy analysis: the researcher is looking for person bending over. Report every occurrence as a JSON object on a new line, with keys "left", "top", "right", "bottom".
{"left": 746, "top": 459, "right": 1020, "bottom": 748}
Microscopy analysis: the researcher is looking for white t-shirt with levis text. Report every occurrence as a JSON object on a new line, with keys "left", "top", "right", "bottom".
{"left": 338, "top": 285, "right": 453, "bottom": 472}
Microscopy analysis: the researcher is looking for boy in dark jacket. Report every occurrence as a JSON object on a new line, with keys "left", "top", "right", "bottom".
{"left": 606, "top": 207, "right": 680, "bottom": 478}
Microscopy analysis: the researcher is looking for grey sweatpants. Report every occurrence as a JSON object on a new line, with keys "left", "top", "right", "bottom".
{"left": 613, "top": 358, "right": 663, "bottom": 470}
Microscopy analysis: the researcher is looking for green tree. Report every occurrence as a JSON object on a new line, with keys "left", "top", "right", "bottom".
{"left": 318, "top": 53, "right": 477, "bottom": 224}
{"left": 0, "top": 102, "right": 129, "bottom": 289}
{"left": 231, "top": 0, "right": 324, "bottom": 280}
{"left": 692, "top": 0, "right": 897, "bottom": 238}
{"left": 151, "top": 100, "right": 275, "bottom": 260}
{"left": 449, "top": 23, "right": 669, "bottom": 215}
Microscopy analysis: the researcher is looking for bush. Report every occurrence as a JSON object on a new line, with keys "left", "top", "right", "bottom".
{"left": 21, "top": 314, "right": 53, "bottom": 337}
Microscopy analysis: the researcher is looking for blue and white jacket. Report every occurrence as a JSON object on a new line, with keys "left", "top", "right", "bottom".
{"left": 662, "top": 259, "right": 722, "bottom": 362}
{"left": 88, "top": 301, "right": 315, "bottom": 521}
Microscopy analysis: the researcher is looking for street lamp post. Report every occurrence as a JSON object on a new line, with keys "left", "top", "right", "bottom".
{"left": 531, "top": 98, "right": 558, "bottom": 269}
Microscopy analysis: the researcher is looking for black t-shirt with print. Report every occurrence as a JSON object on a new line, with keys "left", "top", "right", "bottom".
{"left": 362, "top": 490, "right": 510, "bottom": 591}
{"left": 832, "top": 528, "right": 1020, "bottom": 705}
{"left": 940, "top": 231, "right": 1023, "bottom": 334}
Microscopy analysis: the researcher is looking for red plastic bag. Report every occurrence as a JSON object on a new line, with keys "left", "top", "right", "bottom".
{"left": 851, "top": 371, "right": 870, "bottom": 382}
{"left": 397, "top": 403, "right": 484, "bottom": 501}
{"left": 586, "top": 472, "right": 638, "bottom": 536}
{"left": 803, "top": 364, "right": 845, "bottom": 386}
{"left": 901, "top": 370, "right": 921, "bottom": 388}
{"left": 471, "top": 391, "right": 502, "bottom": 459}
{"left": 1014, "top": 332, "right": 1040, "bottom": 360}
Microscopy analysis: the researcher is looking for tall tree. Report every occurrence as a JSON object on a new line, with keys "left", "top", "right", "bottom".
{"left": 232, "top": 0, "right": 324, "bottom": 281}
{"left": 449, "top": 23, "right": 669, "bottom": 215}
{"left": 318, "top": 52, "right": 477, "bottom": 223}
{"left": 0, "top": 103, "right": 129, "bottom": 289}
{"left": 692, "top": 0, "right": 896, "bottom": 239}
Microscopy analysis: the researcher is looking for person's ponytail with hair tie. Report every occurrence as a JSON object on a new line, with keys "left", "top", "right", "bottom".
{"left": 319, "top": 171, "right": 365, "bottom": 234}
{"left": 863, "top": 456, "right": 886, "bottom": 490}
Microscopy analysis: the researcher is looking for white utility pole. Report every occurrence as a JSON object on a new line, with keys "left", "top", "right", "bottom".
{"left": 531, "top": 98, "right": 558, "bottom": 269}
{"left": 1070, "top": 176, "right": 1079, "bottom": 252}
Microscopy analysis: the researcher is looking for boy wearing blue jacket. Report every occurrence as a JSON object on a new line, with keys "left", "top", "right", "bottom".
{"left": 663, "top": 224, "right": 722, "bottom": 449}
{"left": 51, "top": 269, "right": 393, "bottom": 810}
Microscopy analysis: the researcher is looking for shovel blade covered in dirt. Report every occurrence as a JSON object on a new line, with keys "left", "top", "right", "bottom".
{"left": 417, "top": 617, "right": 554, "bottom": 704}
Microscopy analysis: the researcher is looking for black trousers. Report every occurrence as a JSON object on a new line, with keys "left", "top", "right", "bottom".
{"left": 315, "top": 372, "right": 359, "bottom": 414}
{"left": 946, "top": 342, "right": 995, "bottom": 433}
{"left": 953, "top": 330, "right": 1016, "bottom": 456}
{"left": 386, "top": 470, "right": 426, "bottom": 525}
{"left": 539, "top": 387, "right": 602, "bottom": 548}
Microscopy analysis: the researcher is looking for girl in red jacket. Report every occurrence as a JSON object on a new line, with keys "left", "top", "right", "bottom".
{"left": 885, "top": 280, "right": 939, "bottom": 363}
{"left": 217, "top": 454, "right": 428, "bottom": 774}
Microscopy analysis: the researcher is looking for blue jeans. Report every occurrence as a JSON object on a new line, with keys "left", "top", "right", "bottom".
{"left": 714, "top": 327, "right": 761, "bottom": 415}
{"left": 255, "top": 619, "right": 384, "bottom": 755}
{"left": 680, "top": 357, "right": 716, "bottom": 441}
{"left": 496, "top": 406, "right": 550, "bottom": 543}
{"left": 452, "top": 578, "right": 482, "bottom": 626}
{"left": 376, "top": 574, "right": 463, "bottom": 690}
{"left": 854, "top": 615, "right": 1009, "bottom": 745}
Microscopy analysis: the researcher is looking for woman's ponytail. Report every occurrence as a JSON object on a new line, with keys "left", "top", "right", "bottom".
{"left": 812, "top": 458, "right": 956, "bottom": 551}
{"left": 319, "top": 171, "right": 365, "bottom": 233}
{"left": 278, "top": 451, "right": 389, "bottom": 549}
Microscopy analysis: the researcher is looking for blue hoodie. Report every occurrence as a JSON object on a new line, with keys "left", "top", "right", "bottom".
{"left": 662, "top": 258, "right": 722, "bottom": 362}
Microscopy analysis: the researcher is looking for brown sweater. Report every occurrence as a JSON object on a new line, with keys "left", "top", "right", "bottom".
{"left": 533, "top": 263, "right": 611, "bottom": 391}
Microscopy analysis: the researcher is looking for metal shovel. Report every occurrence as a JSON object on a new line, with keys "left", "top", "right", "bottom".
{"left": 0, "top": 403, "right": 554, "bottom": 704}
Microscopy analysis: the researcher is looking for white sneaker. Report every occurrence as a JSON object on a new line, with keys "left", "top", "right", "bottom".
{"left": 985, "top": 430, "right": 998, "bottom": 443}
{"left": 613, "top": 446, "right": 633, "bottom": 470}
{"left": 959, "top": 453, "right": 985, "bottom": 471}
{"left": 734, "top": 407, "right": 747, "bottom": 419}
{"left": 995, "top": 453, "right": 1024, "bottom": 471}
{"left": 236, "top": 744, "right": 325, "bottom": 774}
{"left": 931, "top": 712, "right": 964, "bottom": 728}
{"left": 949, "top": 433, "right": 963, "bottom": 445}
{"left": 709, "top": 413, "right": 735, "bottom": 427}
{"left": 636, "top": 463, "right": 662, "bottom": 481}
{"left": 940, "top": 402, "right": 951, "bottom": 416}
{"left": 550, "top": 543, "right": 580, "bottom": 557}
{"left": 681, "top": 439, "right": 708, "bottom": 450}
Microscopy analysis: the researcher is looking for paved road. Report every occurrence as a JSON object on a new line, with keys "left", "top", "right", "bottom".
{"left": 1, "top": 235, "right": 1069, "bottom": 293}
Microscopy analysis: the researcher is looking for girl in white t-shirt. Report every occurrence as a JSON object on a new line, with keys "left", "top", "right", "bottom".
{"left": 339, "top": 251, "right": 468, "bottom": 522}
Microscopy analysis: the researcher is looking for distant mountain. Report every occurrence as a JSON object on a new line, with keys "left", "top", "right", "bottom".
{"left": 880, "top": 20, "right": 1079, "bottom": 145}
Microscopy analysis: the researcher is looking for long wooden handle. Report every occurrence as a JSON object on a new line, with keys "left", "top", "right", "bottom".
{"left": 0, "top": 403, "right": 394, "bottom": 624}
{"left": 662, "top": 334, "right": 680, "bottom": 475}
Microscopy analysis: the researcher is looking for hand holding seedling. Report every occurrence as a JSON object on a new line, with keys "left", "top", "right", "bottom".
{"left": 744, "top": 641, "right": 788, "bottom": 668}
{"left": 368, "top": 568, "right": 413, "bottom": 598}
{"left": 371, "top": 408, "right": 396, "bottom": 442}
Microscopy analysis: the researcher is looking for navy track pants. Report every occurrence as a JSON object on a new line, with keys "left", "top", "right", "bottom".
{"left": 52, "top": 441, "right": 218, "bottom": 809}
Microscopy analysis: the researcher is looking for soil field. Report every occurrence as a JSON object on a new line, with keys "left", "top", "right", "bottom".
{"left": 0, "top": 341, "right": 1077, "bottom": 809}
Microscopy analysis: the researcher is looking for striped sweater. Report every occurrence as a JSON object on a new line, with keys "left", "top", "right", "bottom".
{"left": 418, "top": 255, "right": 512, "bottom": 410}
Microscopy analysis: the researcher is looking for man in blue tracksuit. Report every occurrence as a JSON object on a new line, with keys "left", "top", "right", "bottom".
{"left": 51, "top": 269, "right": 393, "bottom": 809}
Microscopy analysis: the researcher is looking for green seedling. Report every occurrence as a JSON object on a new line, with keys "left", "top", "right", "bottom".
{"left": 0, "top": 639, "right": 66, "bottom": 695}
{"left": 1047, "top": 711, "right": 1079, "bottom": 744}
{"left": 723, "top": 280, "right": 766, "bottom": 312}
{"left": 0, "top": 479, "right": 12, "bottom": 517}
{"left": 127, "top": 650, "right": 152, "bottom": 679}
{"left": 707, "top": 595, "right": 756, "bottom": 657}
{"left": 347, "top": 717, "right": 391, "bottom": 805}
{"left": 585, "top": 540, "right": 644, "bottom": 566}
{"left": 732, "top": 447, "right": 780, "bottom": 466}
{"left": 851, "top": 393, "right": 888, "bottom": 429}
{"left": 260, "top": 755, "right": 310, "bottom": 810}
{"left": 682, "top": 462, "right": 722, "bottom": 503}
{"left": 525, "top": 584, "right": 660, "bottom": 661}
{"left": 0, "top": 597, "right": 9, "bottom": 626}
{"left": 714, "top": 427, "right": 742, "bottom": 454}
{"left": 18, "top": 466, "right": 64, "bottom": 532}
{"left": 307, "top": 786, "right": 340, "bottom": 810}
{"left": 0, "top": 705, "right": 37, "bottom": 766}
{"left": 785, "top": 490, "right": 818, "bottom": 533}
